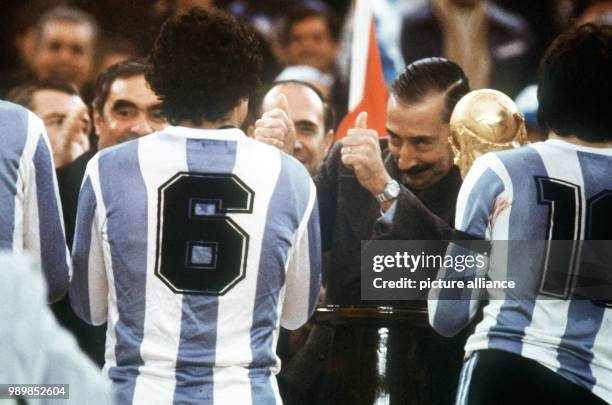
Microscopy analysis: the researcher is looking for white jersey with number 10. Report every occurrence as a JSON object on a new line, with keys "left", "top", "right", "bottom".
{"left": 430, "top": 139, "right": 612, "bottom": 403}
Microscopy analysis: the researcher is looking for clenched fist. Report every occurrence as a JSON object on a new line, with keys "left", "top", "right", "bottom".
{"left": 53, "top": 105, "right": 90, "bottom": 168}
{"left": 341, "top": 112, "right": 393, "bottom": 205}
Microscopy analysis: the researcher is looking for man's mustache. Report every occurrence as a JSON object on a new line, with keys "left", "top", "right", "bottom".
{"left": 402, "top": 164, "right": 433, "bottom": 176}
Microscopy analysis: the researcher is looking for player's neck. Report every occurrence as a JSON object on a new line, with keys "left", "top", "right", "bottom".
{"left": 548, "top": 132, "right": 612, "bottom": 148}
{"left": 179, "top": 119, "right": 238, "bottom": 130}
{"left": 178, "top": 99, "right": 248, "bottom": 130}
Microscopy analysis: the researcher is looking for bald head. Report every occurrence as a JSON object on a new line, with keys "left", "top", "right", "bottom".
{"left": 261, "top": 82, "right": 333, "bottom": 175}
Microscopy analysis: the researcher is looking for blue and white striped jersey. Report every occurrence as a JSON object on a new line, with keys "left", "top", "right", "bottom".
{"left": 70, "top": 126, "right": 321, "bottom": 405}
{"left": 429, "top": 139, "right": 612, "bottom": 403}
{"left": 0, "top": 100, "right": 70, "bottom": 303}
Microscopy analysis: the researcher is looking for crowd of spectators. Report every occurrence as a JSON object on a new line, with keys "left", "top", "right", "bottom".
{"left": 1, "top": 0, "right": 609, "bottom": 132}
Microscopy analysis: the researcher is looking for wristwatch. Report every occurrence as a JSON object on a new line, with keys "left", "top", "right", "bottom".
{"left": 375, "top": 179, "right": 400, "bottom": 203}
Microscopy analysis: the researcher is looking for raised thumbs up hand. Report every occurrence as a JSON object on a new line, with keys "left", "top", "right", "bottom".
{"left": 253, "top": 93, "right": 297, "bottom": 155}
{"left": 52, "top": 102, "right": 91, "bottom": 168}
{"left": 355, "top": 111, "right": 368, "bottom": 129}
{"left": 341, "top": 111, "right": 393, "bottom": 205}
{"left": 276, "top": 92, "right": 289, "bottom": 113}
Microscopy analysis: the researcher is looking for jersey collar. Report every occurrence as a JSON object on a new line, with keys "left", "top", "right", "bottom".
{"left": 163, "top": 125, "right": 246, "bottom": 141}
{"left": 544, "top": 138, "right": 612, "bottom": 156}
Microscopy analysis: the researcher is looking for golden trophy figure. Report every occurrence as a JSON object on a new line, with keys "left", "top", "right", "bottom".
{"left": 450, "top": 89, "right": 528, "bottom": 178}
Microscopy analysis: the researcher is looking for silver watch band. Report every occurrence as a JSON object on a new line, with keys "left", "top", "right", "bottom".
{"left": 375, "top": 179, "right": 400, "bottom": 203}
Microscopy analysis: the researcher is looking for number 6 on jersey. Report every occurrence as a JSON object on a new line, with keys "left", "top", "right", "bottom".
{"left": 155, "top": 172, "right": 254, "bottom": 295}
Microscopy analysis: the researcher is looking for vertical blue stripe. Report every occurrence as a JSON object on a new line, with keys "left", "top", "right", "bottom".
{"left": 455, "top": 353, "right": 475, "bottom": 405}
{"left": 307, "top": 202, "right": 322, "bottom": 315}
{"left": 431, "top": 166, "right": 504, "bottom": 338}
{"left": 577, "top": 150, "right": 612, "bottom": 235}
{"left": 33, "top": 134, "right": 70, "bottom": 302}
{"left": 432, "top": 167, "right": 503, "bottom": 337}
{"left": 249, "top": 153, "right": 311, "bottom": 405}
{"left": 455, "top": 352, "right": 479, "bottom": 405}
{"left": 460, "top": 168, "right": 504, "bottom": 238}
{"left": 433, "top": 243, "right": 479, "bottom": 337}
{"left": 99, "top": 141, "right": 148, "bottom": 405}
{"left": 172, "top": 138, "right": 237, "bottom": 405}
{"left": 488, "top": 147, "right": 549, "bottom": 354}
{"left": 69, "top": 176, "right": 96, "bottom": 323}
{"left": 0, "top": 101, "right": 28, "bottom": 250}
{"left": 576, "top": 151, "right": 610, "bottom": 196}
{"left": 556, "top": 300, "right": 603, "bottom": 390}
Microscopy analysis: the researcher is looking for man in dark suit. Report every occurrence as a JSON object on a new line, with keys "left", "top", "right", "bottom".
{"left": 255, "top": 57, "right": 473, "bottom": 404}
{"left": 254, "top": 57, "right": 470, "bottom": 303}
{"left": 320, "top": 57, "right": 469, "bottom": 305}
{"left": 57, "top": 58, "right": 167, "bottom": 248}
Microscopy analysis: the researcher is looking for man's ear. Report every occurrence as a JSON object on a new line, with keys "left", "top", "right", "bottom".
{"left": 323, "top": 129, "right": 334, "bottom": 153}
{"left": 235, "top": 97, "right": 249, "bottom": 128}
{"left": 93, "top": 109, "right": 102, "bottom": 138}
{"left": 246, "top": 125, "right": 255, "bottom": 138}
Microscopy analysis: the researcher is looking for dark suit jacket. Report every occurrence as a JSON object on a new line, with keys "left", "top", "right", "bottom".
{"left": 56, "top": 149, "right": 95, "bottom": 249}
{"left": 316, "top": 140, "right": 462, "bottom": 305}
{"left": 400, "top": 2, "right": 533, "bottom": 98}
{"left": 280, "top": 142, "right": 468, "bottom": 404}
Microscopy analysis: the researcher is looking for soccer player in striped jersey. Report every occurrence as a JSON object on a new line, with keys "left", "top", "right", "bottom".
{"left": 429, "top": 24, "right": 612, "bottom": 404}
{"left": 69, "top": 9, "right": 321, "bottom": 405}
{"left": 0, "top": 100, "right": 71, "bottom": 303}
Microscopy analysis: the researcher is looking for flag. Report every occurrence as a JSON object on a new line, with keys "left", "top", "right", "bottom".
{"left": 335, "top": 0, "right": 388, "bottom": 140}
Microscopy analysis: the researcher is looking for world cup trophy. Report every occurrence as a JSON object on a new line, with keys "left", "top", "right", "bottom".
{"left": 450, "top": 89, "right": 528, "bottom": 178}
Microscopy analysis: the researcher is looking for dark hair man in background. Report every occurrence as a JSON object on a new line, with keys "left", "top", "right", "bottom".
{"left": 92, "top": 58, "right": 166, "bottom": 151}
{"left": 280, "top": 7, "right": 338, "bottom": 75}
{"left": 70, "top": 9, "right": 320, "bottom": 405}
{"left": 31, "top": 6, "right": 99, "bottom": 98}
{"left": 58, "top": 58, "right": 167, "bottom": 248}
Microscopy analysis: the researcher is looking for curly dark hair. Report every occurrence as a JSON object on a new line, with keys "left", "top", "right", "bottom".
{"left": 537, "top": 23, "right": 612, "bottom": 142}
{"left": 147, "top": 8, "right": 262, "bottom": 125}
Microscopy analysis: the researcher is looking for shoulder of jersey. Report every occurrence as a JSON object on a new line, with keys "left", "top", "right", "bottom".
{"left": 243, "top": 136, "right": 306, "bottom": 166}
{"left": 0, "top": 100, "right": 34, "bottom": 127}
{"left": 493, "top": 143, "right": 536, "bottom": 159}
{"left": 0, "top": 99, "right": 27, "bottom": 115}
{"left": 240, "top": 134, "right": 276, "bottom": 152}
{"left": 97, "top": 136, "right": 144, "bottom": 158}
{"left": 473, "top": 143, "right": 536, "bottom": 170}
{"left": 243, "top": 137, "right": 312, "bottom": 181}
